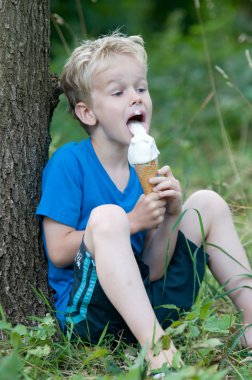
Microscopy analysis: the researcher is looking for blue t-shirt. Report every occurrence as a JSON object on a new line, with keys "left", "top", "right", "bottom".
{"left": 36, "top": 138, "right": 145, "bottom": 324}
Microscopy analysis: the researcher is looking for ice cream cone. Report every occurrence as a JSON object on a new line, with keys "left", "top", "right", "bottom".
{"left": 134, "top": 158, "right": 158, "bottom": 195}
{"left": 128, "top": 122, "right": 160, "bottom": 194}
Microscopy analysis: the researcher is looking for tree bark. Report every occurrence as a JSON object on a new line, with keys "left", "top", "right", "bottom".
{"left": 0, "top": 0, "right": 52, "bottom": 324}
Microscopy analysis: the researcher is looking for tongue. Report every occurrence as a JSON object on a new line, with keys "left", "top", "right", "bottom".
{"left": 129, "top": 122, "right": 146, "bottom": 136}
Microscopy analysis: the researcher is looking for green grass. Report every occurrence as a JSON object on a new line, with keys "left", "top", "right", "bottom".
{"left": 1, "top": 279, "right": 252, "bottom": 379}
{"left": 2, "top": 2, "right": 252, "bottom": 379}
{"left": 1, "top": 203, "right": 252, "bottom": 379}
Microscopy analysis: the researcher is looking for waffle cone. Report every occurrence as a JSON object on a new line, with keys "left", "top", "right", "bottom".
{"left": 134, "top": 159, "right": 158, "bottom": 195}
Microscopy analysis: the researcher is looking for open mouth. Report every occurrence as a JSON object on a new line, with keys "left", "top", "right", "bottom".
{"left": 127, "top": 112, "right": 145, "bottom": 125}
{"left": 127, "top": 112, "right": 147, "bottom": 135}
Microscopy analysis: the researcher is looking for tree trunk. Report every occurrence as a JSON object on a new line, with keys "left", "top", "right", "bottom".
{"left": 0, "top": 0, "right": 52, "bottom": 324}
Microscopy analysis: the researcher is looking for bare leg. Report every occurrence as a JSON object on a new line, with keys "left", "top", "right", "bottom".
{"left": 84, "top": 204, "right": 177, "bottom": 369}
{"left": 180, "top": 190, "right": 252, "bottom": 346}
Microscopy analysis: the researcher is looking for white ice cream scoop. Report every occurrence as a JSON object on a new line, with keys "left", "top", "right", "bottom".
{"left": 128, "top": 122, "right": 160, "bottom": 165}
{"left": 128, "top": 122, "right": 147, "bottom": 136}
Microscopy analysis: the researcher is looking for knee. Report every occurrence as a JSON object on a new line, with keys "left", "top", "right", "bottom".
{"left": 88, "top": 205, "right": 130, "bottom": 236}
{"left": 188, "top": 189, "right": 230, "bottom": 218}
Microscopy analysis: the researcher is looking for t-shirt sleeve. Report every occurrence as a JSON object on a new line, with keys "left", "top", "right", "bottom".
{"left": 36, "top": 146, "right": 83, "bottom": 229}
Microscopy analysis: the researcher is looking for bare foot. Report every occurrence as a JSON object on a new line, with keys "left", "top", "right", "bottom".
{"left": 147, "top": 340, "right": 178, "bottom": 371}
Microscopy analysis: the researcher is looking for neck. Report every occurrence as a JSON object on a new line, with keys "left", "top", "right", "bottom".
{"left": 91, "top": 138, "right": 130, "bottom": 192}
{"left": 91, "top": 138, "right": 129, "bottom": 169}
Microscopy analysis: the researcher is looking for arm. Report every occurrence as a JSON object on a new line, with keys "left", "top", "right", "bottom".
{"left": 43, "top": 217, "right": 84, "bottom": 268}
{"left": 139, "top": 166, "right": 182, "bottom": 281}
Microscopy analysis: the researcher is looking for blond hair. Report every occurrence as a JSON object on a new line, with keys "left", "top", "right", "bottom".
{"left": 60, "top": 32, "right": 147, "bottom": 132}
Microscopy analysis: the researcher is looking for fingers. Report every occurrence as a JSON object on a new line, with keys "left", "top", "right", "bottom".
{"left": 157, "top": 165, "right": 173, "bottom": 177}
{"left": 139, "top": 193, "right": 167, "bottom": 228}
{"left": 144, "top": 165, "right": 174, "bottom": 190}
{"left": 131, "top": 192, "right": 166, "bottom": 231}
{"left": 134, "top": 164, "right": 182, "bottom": 227}
{"left": 143, "top": 195, "right": 166, "bottom": 216}
{"left": 141, "top": 193, "right": 166, "bottom": 209}
{"left": 149, "top": 165, "right": 179, "bottom": 187}
{"left": 153, "top": 179, "right": 181, "bottom": 193}
{"left": 149, "top": 176, "right": 181, "bottom": 195}
{"left": 148, "top": 165, "right": 180, "bottom": 193}
{"left": 148, "top": 165, "right": 182, "bottom": 216}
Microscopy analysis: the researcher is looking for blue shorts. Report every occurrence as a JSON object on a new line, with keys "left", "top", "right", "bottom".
{"left": 65, "top": 231, "right": 208, "bottom": 343}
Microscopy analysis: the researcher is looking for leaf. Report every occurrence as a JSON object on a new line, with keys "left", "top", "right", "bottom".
{"left": 0, "top": 321, "right": 13, "bottom": 331}
{"left": 43, "top": 313, "right": 55, "bottom": 326}
{"left": 170, "top": 320, "right": 182, "bottom": 328}
{"left": 199, "top": 301, "right": 213, "bottom": 320}
{"left": 152, "top": 338, "right": 162, "bottom": 357}
{"left": 10, "top": 332, "right": 22, "bottom": 348}
{"left": 152, "top": 334, "right": 172, "bottom": 357}
{"left": 192, "top": 338, "right": 223, "bottom": 349}
{"left": 0, "top": 351, "right": 23, "bottom": 380}
{"left": 185, "top": 311, "right": 197, "bottom": 321}
{"left": 13, "top": 324, "right": 28, "bottom": 336}
{"left": 27, "top": 344, "right": 51, "bottom": 358}
{"left": 155, "top": 304, "right": 180, "bottom": 311}
{"left": 172, "top": 350, "right": 182, "bottom": 370}
{"left": 161, "top": 334, "right": 171, "bottom": 350}
{"left": 171, "top": 323, "right": 187, "bottom": 336}
{"left": 189, "top": 325, "right": 200, "bottom": 338}
{"left": 203, "top": 314, "right": 235, "bottom": 333}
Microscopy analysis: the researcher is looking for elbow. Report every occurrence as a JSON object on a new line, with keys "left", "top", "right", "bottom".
{"left": 47, "top": 250, "right": 68, "bottom": 268}
{"left": 49, "top": 255, "right": 65, "bottom": 268}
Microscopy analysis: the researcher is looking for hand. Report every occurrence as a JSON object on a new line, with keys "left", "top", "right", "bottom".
{"left": 149, "top": 165, "right": 182, "bottom": 216}
{"left": 128, "top": 192, "right": 166, "bottom": 233}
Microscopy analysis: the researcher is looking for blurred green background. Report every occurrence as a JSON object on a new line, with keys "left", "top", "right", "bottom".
{"left": 50, "top": 0, "right": 252, "bottom": 212}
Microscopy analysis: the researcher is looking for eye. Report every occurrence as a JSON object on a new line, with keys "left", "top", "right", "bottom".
{"left": 112, "top": 90, "right": 123, "bottom": 97}
{"left": 137, "top": 88, "right": 146, "bottom": 93}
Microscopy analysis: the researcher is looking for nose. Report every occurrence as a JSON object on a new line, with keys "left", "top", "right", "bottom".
{"left": 129, "top": 89, "right": 142, "bottom": 106}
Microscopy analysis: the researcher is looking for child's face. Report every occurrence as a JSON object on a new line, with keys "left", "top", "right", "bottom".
{"left": 90, "top": 53, "right": 152, "bottom": 146}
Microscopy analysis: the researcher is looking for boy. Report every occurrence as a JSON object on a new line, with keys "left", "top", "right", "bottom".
{"left": 37, "top": 32, "right": 252, "bottom": 370}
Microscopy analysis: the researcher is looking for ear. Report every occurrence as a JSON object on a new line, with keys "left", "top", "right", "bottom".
{"left": 75, "top": 102, "right": 97, "bottom": 126}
